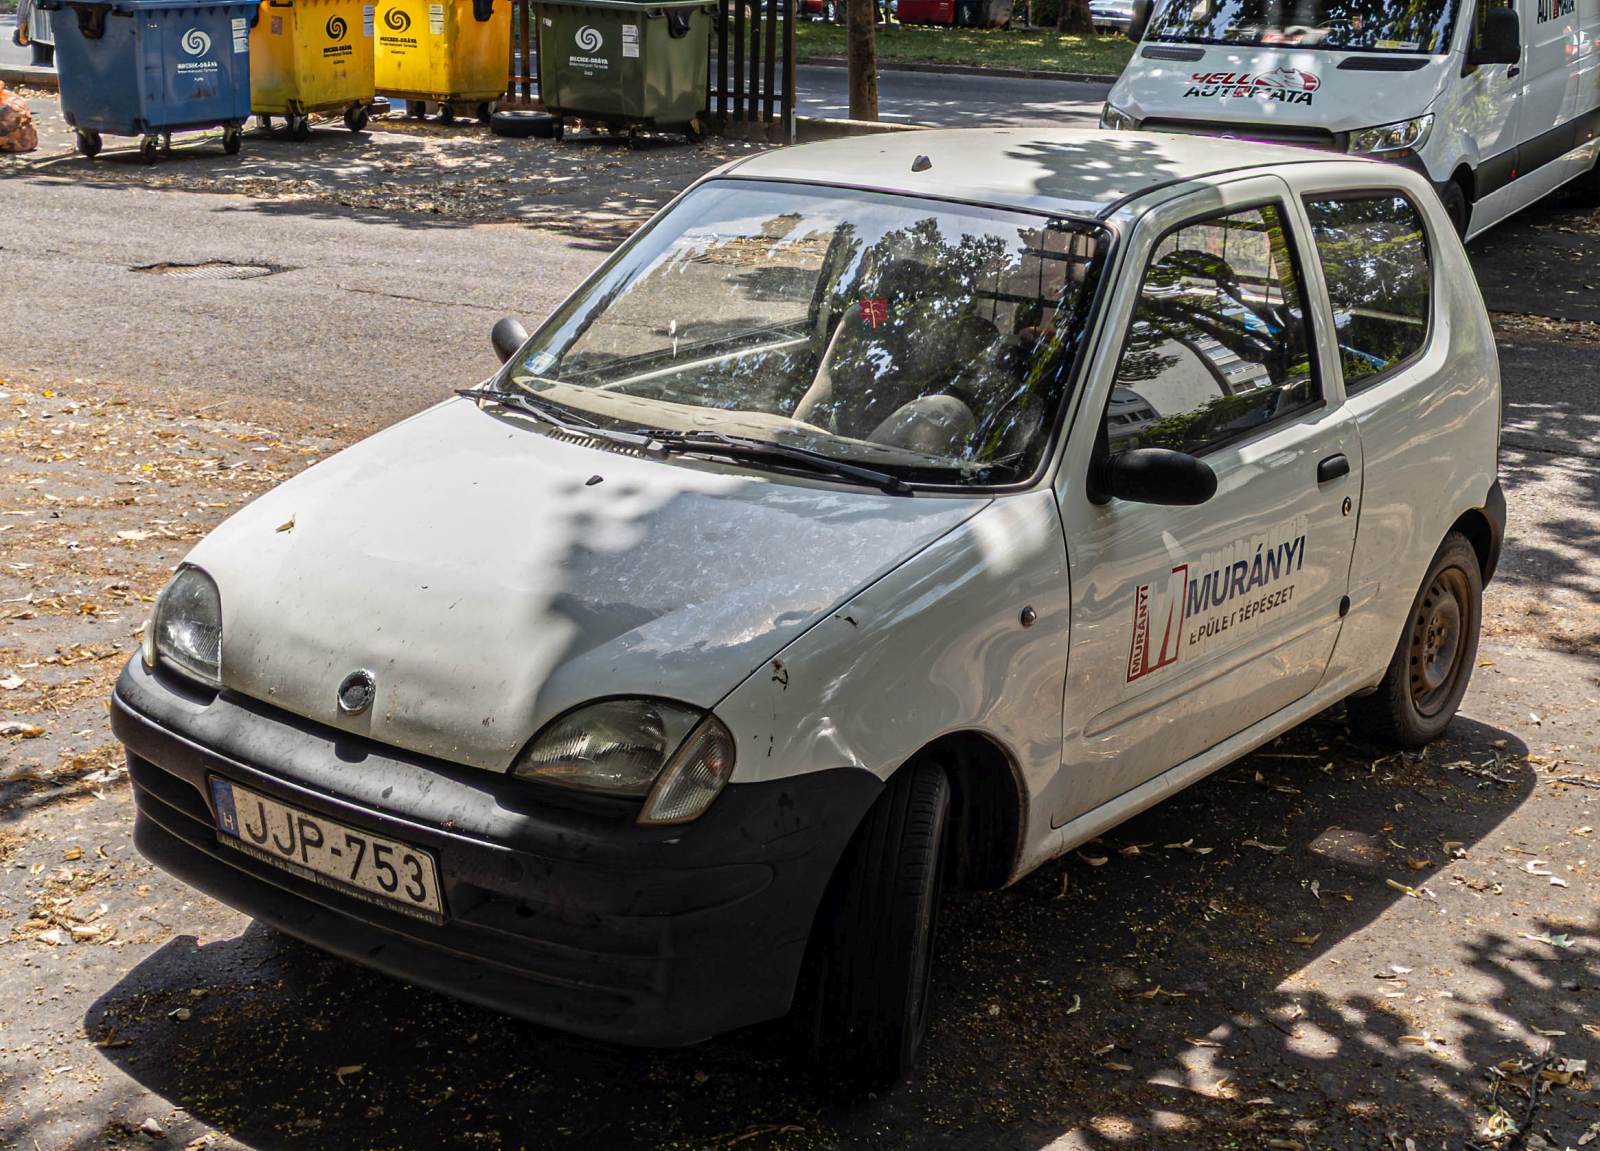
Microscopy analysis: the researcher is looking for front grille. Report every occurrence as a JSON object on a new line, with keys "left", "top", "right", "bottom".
{"left": 1142, "top": 117, "right": 1343, "bottom": 151}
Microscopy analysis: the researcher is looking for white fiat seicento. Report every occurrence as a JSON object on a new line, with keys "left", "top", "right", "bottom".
{"left": 114, "top": 129, "right": 1504, "bottom": 1087}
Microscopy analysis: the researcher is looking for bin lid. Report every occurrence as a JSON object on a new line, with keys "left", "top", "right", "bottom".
{"left": 540, "top": 0, "right": 713, "bottom": 9}
{"left": 39, "top": 0, "right": 257, "bottom": 11}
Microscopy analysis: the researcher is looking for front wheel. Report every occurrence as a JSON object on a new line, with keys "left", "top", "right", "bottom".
{"left": 1439, "top": 180, "right": 1469, "bottom": 239}
{"left": 1347, "top": 531, "right": 1482, "bottom": 748}
{"left": 806, "top": 758, "right": 950, "bottom": 1090}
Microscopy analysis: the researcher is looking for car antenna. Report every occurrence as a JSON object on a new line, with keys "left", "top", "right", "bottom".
{"left": 911, "top": 154, "right": 932, "bottom": 172}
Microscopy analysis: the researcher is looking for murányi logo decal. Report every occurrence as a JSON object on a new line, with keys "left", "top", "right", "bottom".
{"left": 326, "top": 14, "right": 348, "bottom": 38}
{"left": 575, "top": 24, "right": 603, "bottom": 50}
{"left": 181, "top": 27, "right": 212, "bottom": 55}
{"left": 1183, "top": 66, "right": 1321, "bottom": 106}
{"left": 1125, "top": 515, "right": 1309, "bottom": 682}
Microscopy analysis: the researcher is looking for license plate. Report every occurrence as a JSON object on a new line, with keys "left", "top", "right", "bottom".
{"left": 210, "top": 778, "right": 444, "bottom": 922}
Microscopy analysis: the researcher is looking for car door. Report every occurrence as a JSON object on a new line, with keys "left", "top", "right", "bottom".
{"left": 1050, "top": 176, "right": 1362, "bottom": 828}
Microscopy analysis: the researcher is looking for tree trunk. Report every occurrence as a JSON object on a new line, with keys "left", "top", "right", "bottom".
{"left": 847, "top": 0, "right": 879, "bottom": 121}
{"left": 1056, "top": 0, "right": 1092, "bottom": 33}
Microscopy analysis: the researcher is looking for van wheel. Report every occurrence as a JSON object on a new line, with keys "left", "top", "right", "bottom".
{"left": 806, "top": 758, "right": 950, "bottom": 1091}
{"left": 1439, "top": 181, "right": 1469, "bottom": 238}
{"left": 1348, "top": 532, "right": 1482, "bottom": 749}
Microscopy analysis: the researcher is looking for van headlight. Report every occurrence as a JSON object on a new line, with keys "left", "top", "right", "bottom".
{"left": 512, "top": 698, "right": 737, "bottom": 825}
{"left": 1100, "top": 102, "right": 1138, "bottom": 131}
{"left": 1348, "top": 113, "right": 1434, "bottom": 156}
{"left": 145, "top": 566, "right": 223, "bottom": 687}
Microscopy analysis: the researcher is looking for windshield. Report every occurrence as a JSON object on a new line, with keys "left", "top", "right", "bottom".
{"left": 1146, "top": 0, "right": 1463, "bottom": 53}
{"left": 499, "top": 180, "right": 1106, "bottom": 486}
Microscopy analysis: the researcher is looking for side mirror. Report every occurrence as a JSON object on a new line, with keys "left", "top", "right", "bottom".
{"left": 491, "top": 316, "right": 529, "bottom": 365}
{"left": 1467, "top": 6, "right": 1520, "bottom": 67}
{"left": 1090, "top": 447, "right": 1217, "bottom": 506}
{"left": 1127, "top": 0, "right": 1151, "bottom": 42}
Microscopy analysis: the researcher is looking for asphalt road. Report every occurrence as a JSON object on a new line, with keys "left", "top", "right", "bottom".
{"left": 0, "top": 14, "right": 1108, "bottom": 128}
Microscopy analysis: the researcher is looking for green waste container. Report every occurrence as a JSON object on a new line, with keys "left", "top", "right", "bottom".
{"left": 536, "top": 0, "right": 712, "bottom": 141}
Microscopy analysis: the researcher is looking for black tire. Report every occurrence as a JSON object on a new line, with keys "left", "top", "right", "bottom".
{"left": 685, "top": 116, "right": 703, "bottom": 143}
{"left": 437, "top": 103, "right": 456, "bottom": 123}
{"left": 289, "top": 114, "right": 312, "bottom": 141}
{"left": 1566, "top": 159, "right": 1600, "bottom": 207}
{"left": 223, "top": 127, "right": 242, "bottom": 155}
{"left": 257, "top": 114, "right": 273, "bottom": 131}
{"left": 405, "top": 99, "right": 426, "bottom": 119}
{"left": 551, "top": 117, "right": 564, "bottom": 140}
{"left": 489, "top": 109, "right": 558, "bottom": 138}
{"left": 138, "top": 135, "right": 159, "bottom": 164}
{"left": 344, "top": 104, "right": 370, "bottom": 132}
{"left": 806, "top": 758, "right": 951, "bottom": 1091}
{"left": 1439, "top": 180, "right": 1469, "bottom": 239}
{"left": 31, "top": 41, "right": 55, "bottom": 67}
{"left": 75, "top": 129, "right": 101, "bottom": 158}
{"left": 1347, "top": 532, "right": 1482, "bottom": 749}
{"left": 476, "top": 100, "right": 494, "bottom": 124}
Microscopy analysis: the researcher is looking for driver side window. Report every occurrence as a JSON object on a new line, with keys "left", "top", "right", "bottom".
{"left": 1106, "top": 201, "right": 1318, "bottom": 456}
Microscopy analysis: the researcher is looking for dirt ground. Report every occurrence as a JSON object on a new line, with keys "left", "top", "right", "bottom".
{"left": 3, "top": 97, "right": 1600, "bottom": 1151}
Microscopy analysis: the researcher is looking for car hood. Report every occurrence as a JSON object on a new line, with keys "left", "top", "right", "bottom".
{"left": 184, "top": 399, "right": 985, "bottom": 773}
{"left": 1111, "top": 46, "right": 1449, "bottom": 135}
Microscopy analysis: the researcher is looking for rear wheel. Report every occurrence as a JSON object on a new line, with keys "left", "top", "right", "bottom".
{"left": 806, "top": 758, "right": 950, "bottom": 1091}
{"left": 1347, "top": 532, "right": 1482, "bottom": 748}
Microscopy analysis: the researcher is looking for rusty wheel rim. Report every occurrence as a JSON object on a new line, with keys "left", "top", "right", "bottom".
{"left": 1409, "top": 566, "right": 1470, "bottom": 718}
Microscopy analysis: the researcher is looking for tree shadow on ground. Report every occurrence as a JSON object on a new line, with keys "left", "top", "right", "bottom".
{"left": 69, "top": 706, "right": 1598, "bottom": 1151}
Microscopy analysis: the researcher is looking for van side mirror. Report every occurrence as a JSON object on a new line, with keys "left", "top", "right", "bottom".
{"left": 1127, "top": 0, "right": 1151, "bottom": 42}
{"left": 491, "top": 316, "right": 529, "bottom": 364}
{"left": 1089, "top": 447, "right": 1217, "bottom": 506}
{"left": 1467, "top": 6, "right": 1520, "bottom": 67}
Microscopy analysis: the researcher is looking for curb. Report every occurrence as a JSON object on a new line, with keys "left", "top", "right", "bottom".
{"left": 800, "top": 54, "right": 1120, "bottom": 84}
{"left": 0, "top": 63, "right": 58, "bottom": 91}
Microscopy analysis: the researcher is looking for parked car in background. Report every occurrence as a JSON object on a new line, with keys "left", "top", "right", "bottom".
{"left": 1102, "top": 0, "right": 1600, "bottom": 239}
{"left": 12, "top": 0, "right": 55, "bottom": 68}
{"left": 114, "top": 128, "right": 1504, "bottom": 1090}
{"left": 1090, "top": 0, "right": 1133, "bottom": 33}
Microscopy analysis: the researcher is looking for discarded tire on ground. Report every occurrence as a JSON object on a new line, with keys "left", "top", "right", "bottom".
{"left": 489, "top": 110, "right": 559, "bottom": 139}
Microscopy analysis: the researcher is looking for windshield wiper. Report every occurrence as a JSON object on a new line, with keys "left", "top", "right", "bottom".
{"left": 456, "top": 387, "right": 664, "bottom": 453}
{"left": 650, "top": 430, "right": 914, "bottom": 496}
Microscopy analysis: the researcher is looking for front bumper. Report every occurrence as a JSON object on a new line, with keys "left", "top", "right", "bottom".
{"left": 112, "top": 659, "right": 881, "bottom": 1047}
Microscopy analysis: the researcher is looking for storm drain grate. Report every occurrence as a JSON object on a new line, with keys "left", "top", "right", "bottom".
{"left": 133, "top": 260, "right": 288, "bottom": 281}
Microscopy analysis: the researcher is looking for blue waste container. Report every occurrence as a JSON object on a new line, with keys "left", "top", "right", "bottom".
{"left": 39, "top": 0, "right": 257, "bottom": 161}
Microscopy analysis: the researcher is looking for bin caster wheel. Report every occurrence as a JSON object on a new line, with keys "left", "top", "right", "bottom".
{"left": 257, "top": 114, "right": 272, "bottom": 131}
{"left": 437, "top": 103, "right": 456, "bottom": 124}
{"left": 161, "top": 131, "right": 173, "bottom": 154}
{"left": 344, "top": 104, "right": 370, "bottom": 133}
{"left": 138, "top": 135, "right": 159, "bottom": 164}
{"left": 626, "top": 125, "right": 643, "bottom": 150}
{"left": 75, "top": 129, "right": 102, "bottom": 158}
{"left": 287, "top": 113, "right": 312, "bottom": 140}
{"left": 552, "top": 118, "right": 564, "bottom": 140}
{"left": 476, "top": 101, "right": 494, "bottom": 125}
{"left": 685, "top": 116, "right": 703, "bottom": 143}
{"left": 223, "top": 127, "right": 242, "bottom": 155}
{"left": 406, "top": 100, "right": 426, "bottom": 119}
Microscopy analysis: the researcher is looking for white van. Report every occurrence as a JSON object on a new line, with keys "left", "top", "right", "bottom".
{"left": 1101, "top": 0, "right": 1600, "bottom": 238}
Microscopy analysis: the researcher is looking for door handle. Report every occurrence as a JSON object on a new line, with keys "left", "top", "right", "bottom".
{"left": 1317, "top": 453, "right": 1350, "bottom": 484}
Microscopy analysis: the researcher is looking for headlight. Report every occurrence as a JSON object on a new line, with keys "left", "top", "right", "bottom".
{"left": 512, "top": 698, "right": 737, "bottom": 824}
{"left": 1100, "top": 102, "right": 1138, "bottom": 131}
{"left": 1348, "top": 114, "right": 1434, "bottom": 157}
{"left": 150, "top": 566, "right": 222, "bottom": 687}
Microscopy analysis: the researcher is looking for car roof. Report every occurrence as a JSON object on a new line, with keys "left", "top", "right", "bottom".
{"left": 721, "top": 128, "right": 1364, "bottom": 218}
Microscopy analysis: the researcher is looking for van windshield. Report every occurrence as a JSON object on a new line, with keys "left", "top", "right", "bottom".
{"left": 498, "top": 180, "right": 1107, "bottom": 487}
{"left": 1146, "top": 0, "right": 1463, "bottom": 54}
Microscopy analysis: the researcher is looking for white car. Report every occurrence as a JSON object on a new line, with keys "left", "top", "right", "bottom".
{"left": 1102, "top": 0, "right": 1600, "bottom": 239}
{"left": 114, "top": 129, "right": 1505, "bottom": 1087}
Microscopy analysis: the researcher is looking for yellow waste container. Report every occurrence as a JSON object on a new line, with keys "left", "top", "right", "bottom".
{"left": 251, "top": 0, "right": 377, "bottom": 136}
{"left": 374, "top": 0, "right": 509, "bottom": 122}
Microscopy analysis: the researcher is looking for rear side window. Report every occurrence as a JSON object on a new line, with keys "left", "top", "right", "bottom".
{"left": 1107, "top": 201, "right": 1317, "bottom": 456}
{"left": 1303, "top": 194, "right": 1432, "bottom": 390}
